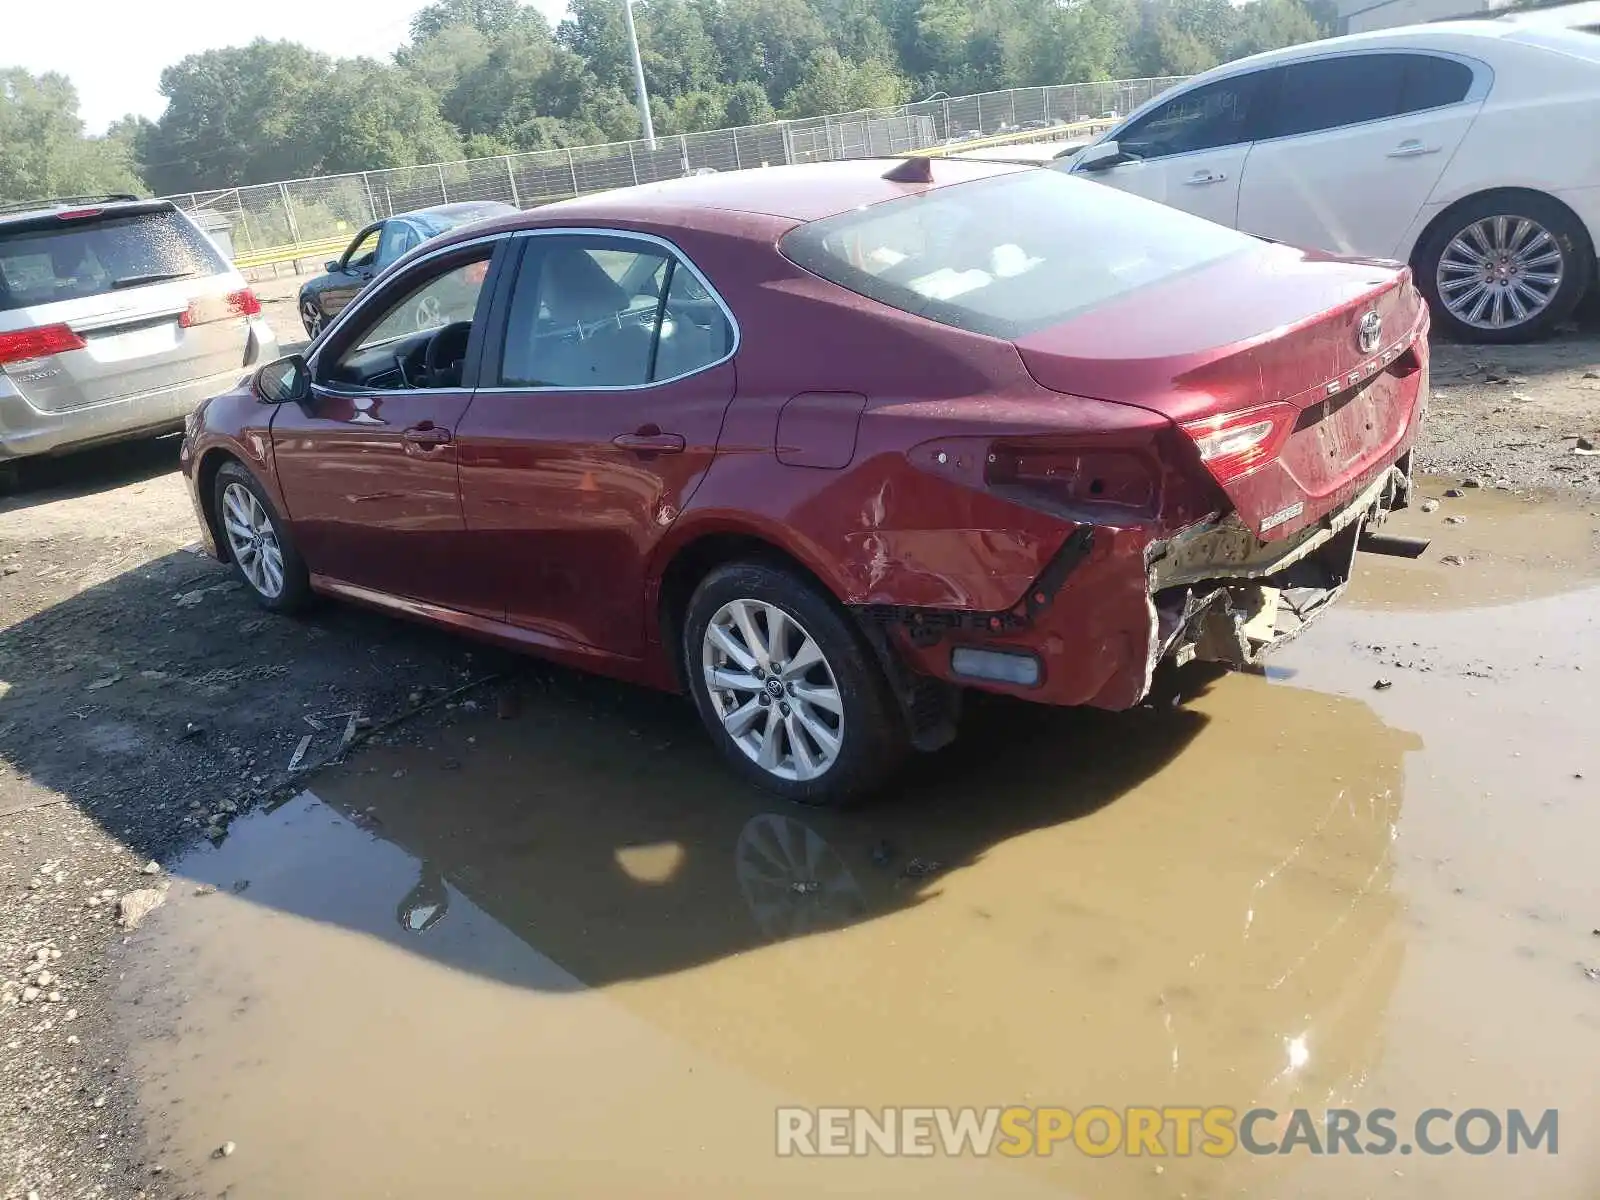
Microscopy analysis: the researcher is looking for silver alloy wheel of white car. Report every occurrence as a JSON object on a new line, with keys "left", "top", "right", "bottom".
{"left": 1436, "top": 215, "right": 1565, "bottom": 331}
{"left": 220, "top": 481, "right": 286, "bottom": 600}
{"left": 701, "top": 598, "right": 845, "bottom": 782}
{"left": 413, "top": 294, "right": 443, "bottom": 330}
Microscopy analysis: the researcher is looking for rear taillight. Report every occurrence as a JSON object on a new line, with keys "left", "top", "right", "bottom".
{"left": 180, "top": 288, "right": 260, "bottom": 328}
{"left": 986, "top": 442, "right": 1159, "bottom": 513}
{"left": 0, "top": 323, "right": 86, "bottom": 366}
{"left": 1180, "top": 403, "right": 1297, "bottom": 485}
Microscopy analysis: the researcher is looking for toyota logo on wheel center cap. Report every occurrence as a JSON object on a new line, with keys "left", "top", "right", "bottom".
{"left": 766, "top": 678, "right": 784, "bottom": 698}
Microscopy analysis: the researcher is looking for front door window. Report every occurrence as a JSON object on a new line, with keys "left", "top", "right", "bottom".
{"left": 326, "top": 254, "right": 492, "bottom": 392}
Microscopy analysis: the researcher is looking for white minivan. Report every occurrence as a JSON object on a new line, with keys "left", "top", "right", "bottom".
{"left": 0, "top": 195, "right": 277, "bottom": 479}
{"left": 1064, "top": 21, "right": 1600, "bottom": 342}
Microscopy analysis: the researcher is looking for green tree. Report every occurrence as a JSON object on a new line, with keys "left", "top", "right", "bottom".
{"left": 639, "top": 0, "right": 722, "bottom": 99}
{"left": 0, "top": 70, "right": 146, "bottom": 205}
{"left": 781, "top": 48, "right": 907, "bottom": 116}
{"left": 711, "top": 0, "right": 831, "bottom": 101}
{"left": 409, "top": 0, "right": 540, "bottom": 41}
{"left": 723, "top": 78, "right": 776, "bottom": 125}
{"left": 912, "top": 0, "right": 976, "bottom": 79}
{"left": 658, "top": 88, "right": 729, "bottom": 133}
{"left": 813, "top": 0, "right": 896, "bottom": 63}
{"left": 557, "top": 0, "right": 635, "bottom": 92}
{"left": 444, "top": 26, "right": 617, "bottom": 143}
{"left": 1229, "top": 0, "right": 1324, "bottom": 59}
{"left": 316, "top": 60, "right": 463, "bottom": 174}
{"left": 399, "top": 24, "right": 493, "bottom": 98}
{"left": 142, "top": 40, "right": 334, "bottom": 191}
{"left": 998, "top": 0, "right": 1132, "bottom": 89}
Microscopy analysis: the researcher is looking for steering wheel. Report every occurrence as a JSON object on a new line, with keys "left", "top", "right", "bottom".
{"left": 423, "top": 321, "right": 473, "bottom": 387}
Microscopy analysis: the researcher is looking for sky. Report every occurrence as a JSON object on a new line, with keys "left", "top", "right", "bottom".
{"left": 8, "top": 0, "right": 571, "bottom": 134}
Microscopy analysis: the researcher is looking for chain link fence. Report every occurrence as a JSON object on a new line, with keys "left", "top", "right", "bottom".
{"left": 164, "top": 76, "right": 1186, "bottom": 270}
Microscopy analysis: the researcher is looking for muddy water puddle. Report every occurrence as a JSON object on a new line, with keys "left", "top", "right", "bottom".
{"left": 118, "top": 490, "right": 1600, "bottom": 1199}
{"left": 1348, "top": 477, "right": 1600, "bottom": 610}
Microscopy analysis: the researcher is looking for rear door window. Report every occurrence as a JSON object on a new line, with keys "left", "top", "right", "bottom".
{"left": 377, "top": 222, "right": 421, "bottom": 267}
{"left": 497, "top": 236, "right": 732, "bottom": 388}
{"left": 1264, "top": 54, "right": 1407, "bottom": 139}
{"left": 0, "top": 208, "right": 227, "bottom": 313}
{"left": 780, "top": 169, "right": 1257, "bottom": 339}
{"left": 1398, "top": 54, "right": 1475, "bottom": 112}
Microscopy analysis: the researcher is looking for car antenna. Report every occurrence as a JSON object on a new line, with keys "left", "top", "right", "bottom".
{"left": 882, "top": 156, "right": 935, "bottom": 183}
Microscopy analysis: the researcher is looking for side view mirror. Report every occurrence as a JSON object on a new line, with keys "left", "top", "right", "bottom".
{"left": 325, "top": 260, "right": 341, "bottom": 273}
{"left": 254, "top": 354, "right": 310, "bottom": 404}
{"left": 1077, "top": 140, "right": 1127, "bottom": 172}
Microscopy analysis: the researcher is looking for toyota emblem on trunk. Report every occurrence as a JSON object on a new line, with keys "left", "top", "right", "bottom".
{"left": 1358, "top": 310, "right": 1382, "bottom": 354}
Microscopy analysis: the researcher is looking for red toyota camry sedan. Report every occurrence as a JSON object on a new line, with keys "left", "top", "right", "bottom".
{"left": 181, "top": 158, "right": 1428, "bottom": 804}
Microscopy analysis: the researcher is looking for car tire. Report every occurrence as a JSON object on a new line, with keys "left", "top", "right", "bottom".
{"left": 213, "top": 461, "right": 312, "bottom": 613}
{"left": 683, "top": 561, "right": 908, "bottom": 806}
{"left": 1415, "top": 192, "right": 1594, "bottom": 344}
{"left": 300, "top": 298, "right": 325, "bottom": 338}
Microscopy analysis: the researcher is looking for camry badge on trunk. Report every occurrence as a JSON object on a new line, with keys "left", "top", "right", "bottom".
{"left": 1358, "top": 310, "right": 1382, "bottom": 354}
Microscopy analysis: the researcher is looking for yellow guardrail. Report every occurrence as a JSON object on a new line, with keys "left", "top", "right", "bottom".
{"left": 233, "top": 235, "right": 350, "bottom": 272}
{"left": 921, "top": 118, "right": 1115, "bottom": 159}
{"left": 227, "top": 120, "right": 1114, "bottom": 272}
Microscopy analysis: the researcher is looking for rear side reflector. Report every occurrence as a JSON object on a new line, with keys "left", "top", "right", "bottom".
{"left": 0, "top": 323, "right": 86, "bottom": 366}
{"left": 1181, "top": 402, "right": 1297, "bottom": 485}
{"left": 180, "top": 288, "right": 261, "bottom": 328}
{"left": 951, "top": 647, "right": 1041, "bottom": 687}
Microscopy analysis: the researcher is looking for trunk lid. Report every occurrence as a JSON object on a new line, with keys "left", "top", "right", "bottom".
{"left": 1015, "top": 244, "right": 1428, "bottom": 539}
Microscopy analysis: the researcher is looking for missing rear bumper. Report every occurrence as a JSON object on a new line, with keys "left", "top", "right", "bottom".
{"left": 1164, "top": 522, "right": 1360, "bottom": 670}
{"left": 1151, "top": 466, "right": 1405, "bottom": 672}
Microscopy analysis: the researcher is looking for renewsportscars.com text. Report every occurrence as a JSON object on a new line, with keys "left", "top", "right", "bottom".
{"left": 775, "top": 1106, "right": 1558, "bottom": 1158}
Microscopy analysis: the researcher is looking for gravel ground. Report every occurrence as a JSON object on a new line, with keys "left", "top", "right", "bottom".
{"left": 0, "top": 303, "right": 1598, "bottom": 1197}
{"left": 1421, "top": 322, "right": 1600, "bottom": 492}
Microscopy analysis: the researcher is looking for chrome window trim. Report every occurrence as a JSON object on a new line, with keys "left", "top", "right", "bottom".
{"left": 1079, "top": 46, "right": 1494, "bottom": 166}
{"left": 310, "top": 226, "right": 741, "bottom": 396}
{"left": 474, "top": 225, "right": 741, "bottom": 395}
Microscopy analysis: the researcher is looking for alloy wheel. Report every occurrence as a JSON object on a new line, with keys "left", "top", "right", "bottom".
{"left": 300, "top": 299, "right": 324, "bottom": 336}
{"left": 1436, "top": 215, "right": 1564, "bottom": 331}
{"left": 701, "top": 598, "right": 845, "bottom": 782}
{"left": 220, "top": 482, "right": 286, "bottom": 600}
{"left": 413, "top": 294, "right": 443, "bottom": 330}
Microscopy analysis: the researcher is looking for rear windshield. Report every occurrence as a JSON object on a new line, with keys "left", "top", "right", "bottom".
{"left": 0, "top": 208, "right": 229, "bottom": 313}
{"left": 779, "top": 169, "right": 1257, "bottom": 338}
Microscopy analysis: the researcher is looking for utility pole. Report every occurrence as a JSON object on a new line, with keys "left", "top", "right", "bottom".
{"left": 623, "top": 0, "right": 656, "bottom": 151}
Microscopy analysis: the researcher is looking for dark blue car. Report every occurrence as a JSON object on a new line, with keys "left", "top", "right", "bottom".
{"left": 297, "top": 201, "right": 516, "bottom": 337}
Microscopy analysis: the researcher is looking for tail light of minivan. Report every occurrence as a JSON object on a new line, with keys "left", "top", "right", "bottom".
{"left": 0, "top": 324, "right": 86, "bottom": 366}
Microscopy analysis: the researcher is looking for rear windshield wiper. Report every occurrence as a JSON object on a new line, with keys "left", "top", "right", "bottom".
{"left": 109, "top": 271, "right": 199, "bottom": 289}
